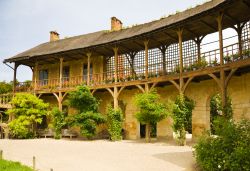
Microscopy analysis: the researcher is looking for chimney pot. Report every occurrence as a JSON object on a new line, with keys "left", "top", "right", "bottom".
{"left": 111, "top": 17, "right": 123, "bottom": 31}
{"left": 50, "top": 31, "right": 60, "bottom": 42}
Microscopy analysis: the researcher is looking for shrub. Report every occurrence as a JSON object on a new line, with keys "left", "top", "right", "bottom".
{"left": 7, "top": 93, "right": 49, "bottom": 139}
{"left": 107, "top": 105, "right": 123, "bottom": 141}
{"left": 0, "top": 159, "right": 33, "bottom": 171}
{"left": 170, "top": 94, "right": 195, "bottom": 145}
{"left": 210, "top": 93, "right": 233, "bottom": 134}
{"left": 194, "top": 119, "right": 250, "bottom": 171}
{"left": 67, "top": 86, "right": 106, "bottom": 139}
{"left": 50, "top": 107, "right": 66, "bottom": 139}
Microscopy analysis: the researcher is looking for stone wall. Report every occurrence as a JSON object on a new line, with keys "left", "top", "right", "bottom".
{"left": 39, "top": 72, "right": 250, "bottom": 141}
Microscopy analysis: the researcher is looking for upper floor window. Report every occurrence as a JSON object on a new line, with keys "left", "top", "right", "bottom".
{"left": 39, "top": 69, "right": 48, "bottom": 86}
{"left": 62, "top": 66, "right": 70, "bottom": 82}
{"left": 83, "top": 64, "right": 93, "bottom": 81}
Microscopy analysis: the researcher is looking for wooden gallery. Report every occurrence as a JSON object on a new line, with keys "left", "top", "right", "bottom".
{"left": 1, "top": 0, "right": 250, "bottom": 140}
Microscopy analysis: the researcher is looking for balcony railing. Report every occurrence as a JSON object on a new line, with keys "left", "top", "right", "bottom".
{"left": 15, "top": 39, "right": 250, "bottom": 93}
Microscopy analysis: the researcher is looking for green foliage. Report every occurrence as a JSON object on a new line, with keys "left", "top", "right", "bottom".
{"left": 7, "top": 93, "right": 49, "bottom": 139}
{"left": 135, "top": 90, "right": 168, "bottom": 125}
{"left": 0, "top": 81, "right": 12, "bottom": 94}
{"left": 107, "top": 105, "right": 123, "bottom": 141}
{"left": 50, "top": 107, "right": 66, "bottom": 139}
{"left": 0, "top": 159, "right": 33, "bottom": 171}
{"left": 134, "top": 90, "right": 169, "bottom": 142}
{"left": 170, "top": 94, "right": 195, "bottom": 145}
{"left": 210, "top": 93, "right": 233, "bottom": 134}
{"left": 68, "top": 86, "right": 99, "bottom": 113}
{"left": 194, "top": 119, "right": 250, "bottom": 171}
{"left": 67, "top": 86, "right": 105, "bottom": 139}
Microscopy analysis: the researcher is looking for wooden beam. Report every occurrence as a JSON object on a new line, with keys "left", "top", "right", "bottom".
{"left": 243, "top": 0, "right": 250, "bottom": 8}
{"left": 200, "top": 20, "right": 217, "bottom": 32}
{"left": 224, "top": 12, "right": 239, "bottom": 24}
{"left": 164, "top": 32, "right": 178, "bottom": 41}
{"left": 133, "top": 41, "right": 144, "bottom": 49}
{"left": 184, "top": 27, "right": 198, "bottom": 37}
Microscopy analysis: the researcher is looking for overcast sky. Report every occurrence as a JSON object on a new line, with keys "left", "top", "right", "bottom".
{"left": 0, "top": 0, "right": 212, "bottom": 82}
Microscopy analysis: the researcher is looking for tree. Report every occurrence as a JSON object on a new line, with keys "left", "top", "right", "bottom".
{"left": 67, "top": 86, "right": 105, "bottom": 139}
{"left": 170, "top": 94, "right": 195, "bottom": 145}
{"left": 50, "top": 107, "right": 66, "bottom": 139}
{"left": 0, "top": 81, "right": 12, "bottom": 94}
{"left": 107, "top": 105, "right": 123, "bottom": 141}
{"left": 134, "top": 90, "right": 169, "bottom": 142}
{"left": 6, "top": 93, "right": 49, "bottom": 138}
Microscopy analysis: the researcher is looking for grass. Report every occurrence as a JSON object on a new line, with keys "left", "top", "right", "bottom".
{"left": 0, "top": 159, "right": 33, "bottom": 171}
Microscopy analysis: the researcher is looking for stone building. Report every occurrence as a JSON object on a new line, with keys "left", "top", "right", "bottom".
{"left": 2, "top": 0, "right": 250, "bottom": 140}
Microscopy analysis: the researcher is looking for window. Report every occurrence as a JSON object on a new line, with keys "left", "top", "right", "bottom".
{"left": 83, "top": 64, "right": 93, "bottom": 81}
{"left": 62, "top": 66, "right": 70, "bottom": 82}
{"left": 39, "top": 69, "right": 48, "bottom": 86}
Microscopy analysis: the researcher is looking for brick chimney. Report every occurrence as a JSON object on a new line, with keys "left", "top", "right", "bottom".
{"left": 50, "top": 31, "right": 60, "bottom": 42}
{"left": 111, "top": 17, "right": 123, "bottom": 31}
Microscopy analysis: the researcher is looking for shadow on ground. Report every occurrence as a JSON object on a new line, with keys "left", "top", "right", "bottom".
{"left": 153, "top": 151, "right": 200, "bottom": 171}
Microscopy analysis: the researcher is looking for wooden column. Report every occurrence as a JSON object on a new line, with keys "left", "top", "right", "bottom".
{"left": 194, "top": 36, "right": 204, "bottom": 64}
{"left": 113, "top": 47, "right": 118, "bottom": 83}
{"left": 13, "top": 62, "right": 18, "bottom": 95}
{"left": 177, "top": 28, "right": 184, "bottom": 94}
{"left": 235, "top": 23, "right": 244, "bottom": 59}
{"left": 217, "top": 13, "right": 226, "bottom": 109}
{"left": 87, "top": 52, "right": 92, "bottom": 85}
{"left": 59, "top": 58, "right": 63, "bottom": 88}
{"left": 160, "top": 46, "right": 167, "bottom": 75}
{"left": 113, "top": 86, "right": 118, "bottom": 109}
{"left": 144, "top": 40, "right": 149, "bottom": 78}
{"left": 34, "top": 62, "right": 38, "bottom": 91}
{"left": 58, "top": 92, "right": 63, "bottom": 112}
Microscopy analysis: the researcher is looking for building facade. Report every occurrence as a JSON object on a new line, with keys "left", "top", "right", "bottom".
{"left": 2, "top": 0, "right": 250, "bottom": 140}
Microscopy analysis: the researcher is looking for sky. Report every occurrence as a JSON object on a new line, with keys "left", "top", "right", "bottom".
{"left": 0, "top": 0, "right": 224, "bottom": 82}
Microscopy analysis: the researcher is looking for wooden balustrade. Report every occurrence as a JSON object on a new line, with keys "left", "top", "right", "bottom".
{"left": 11, "top": 39, "right": 250, "bottom": 93}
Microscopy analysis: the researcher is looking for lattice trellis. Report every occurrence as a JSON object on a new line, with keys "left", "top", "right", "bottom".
{"left": 134, "top": 50, "right": 146, "bottom": 76}
{"left": 148, "top": 48, "right": 163, "bottom": 76}
{"left": 183, "top": 40, "right": 198, "bottom": 70}
{"left": 166, "top": 43, "right": 179, "bottom": 73}
{"left": 106, "top": 56, "right": 115, "bottom": 80}
{"left": 242, "top": 21, "right": 250, "bottom": 51}
{"left": 117, "top": 54, "right": 132, "bottom": 79}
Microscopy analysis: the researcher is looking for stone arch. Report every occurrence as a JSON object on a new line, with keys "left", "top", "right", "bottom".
{"left": 185, "top": 79, "right": 219, "bottom": 141}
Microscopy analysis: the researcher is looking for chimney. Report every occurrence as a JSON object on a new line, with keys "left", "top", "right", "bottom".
{"left": 50, "top": 31, "right": 60, "bottom": 42}
{"left": 111, "top": 17, "right": 123, "bottom": 31}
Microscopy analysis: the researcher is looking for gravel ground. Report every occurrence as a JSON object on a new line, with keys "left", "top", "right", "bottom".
{"left": 0, "top": 139, "right": 196, "bottom": 171}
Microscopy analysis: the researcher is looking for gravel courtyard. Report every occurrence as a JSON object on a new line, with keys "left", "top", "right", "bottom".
{"left": 0, "top": 139, "right": 196, "bottom": 171}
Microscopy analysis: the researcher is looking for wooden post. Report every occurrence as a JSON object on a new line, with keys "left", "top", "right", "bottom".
{"left": 217, "top": 14, "right": 224, "bottom": 66}
{"left": 113, "top": 47, "right": 119, "bottom": 83}
{"left": 177, "top": 28, "right": 184, "bottom": 94}
{"left": 32, "top": 156, "right": 36, "bottom": 171}
{"left": 87, "top": 52, "right": 92, "bottom": 85}
{"left": 145, "top": 83, "right": 149, "bottom": 93}
{"left": 160, "top": 46, "right": 167, "bottom": 75}
{"left": 194, "top": 37, "right": 203, "bottom": 64}
{"left": 0, "top": 150, "right": 3, "bottom": 160}
{"left": 34, "top": 62, "right": 38, "bottom": 91}
{"left": 236, "top": 24, "right": 243, "bottom": 59}
{"left": 144, "top": 40, "right": 149, "bottom": 78}
{"left": 113, "top": 86, "right": 118, "bottom": 109}
{"left": 59, "top": 58, "right": 63, "bottom": 88}
{"left": 217, "top": 13, "right": 226, "bottom": 109}
{"left": 58, "top": 92, "right": 63, "bottom": 112}
{"left": 13, "top": 62, "right": 18, "bottom": 95}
